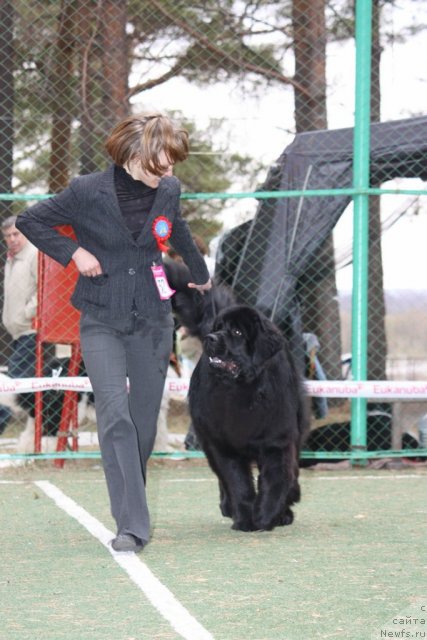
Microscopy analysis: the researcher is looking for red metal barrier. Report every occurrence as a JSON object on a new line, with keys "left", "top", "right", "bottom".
{"left": 34, "top": 225, "right": 81, "bottom": 466}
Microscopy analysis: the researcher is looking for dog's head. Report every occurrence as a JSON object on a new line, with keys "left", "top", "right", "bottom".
{"left": 203, "top": 304, "right": 284, "bottom": 382}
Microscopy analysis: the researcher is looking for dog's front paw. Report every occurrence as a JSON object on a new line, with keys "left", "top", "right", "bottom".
{"left": 253, "top": 507, "right": 294, "bottom": 531}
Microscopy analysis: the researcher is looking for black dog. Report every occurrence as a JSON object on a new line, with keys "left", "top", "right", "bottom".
{"left": 188, "top": 304, "right": 308, "bottom": 532}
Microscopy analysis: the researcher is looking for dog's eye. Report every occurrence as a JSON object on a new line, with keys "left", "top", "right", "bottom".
{"left": 231, "top": 328, "right": 242, "bottom": 337}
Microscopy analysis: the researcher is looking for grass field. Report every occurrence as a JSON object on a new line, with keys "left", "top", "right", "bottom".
{"left": 1, "top": 460, "right": 426, "bottom": 640}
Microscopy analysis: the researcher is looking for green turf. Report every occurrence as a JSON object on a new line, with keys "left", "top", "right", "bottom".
{"left": 1, "top": 461, "right": 426, "bottom": 640}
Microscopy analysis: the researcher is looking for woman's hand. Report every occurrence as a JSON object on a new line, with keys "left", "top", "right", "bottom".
{"left": 188, "top": 278, "right": 212, "bottom": 295}
{"left": 72, "top": 247, "right": 102, "bottom": 277}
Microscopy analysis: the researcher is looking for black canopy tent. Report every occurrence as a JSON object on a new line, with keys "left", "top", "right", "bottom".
{"left": 216, "top": 116, "right": 427, "bottom": 372}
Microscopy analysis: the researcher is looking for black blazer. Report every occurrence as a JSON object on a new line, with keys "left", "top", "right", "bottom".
{"left": 16, "top": 165, "right": 210, "bottom": 321}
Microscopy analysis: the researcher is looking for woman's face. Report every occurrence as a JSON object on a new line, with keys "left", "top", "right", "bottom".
{"left": 125, "top": 151, "right": 173, "bottom": 188}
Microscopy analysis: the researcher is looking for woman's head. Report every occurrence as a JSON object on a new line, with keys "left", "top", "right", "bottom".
{"left": 105, "top": 113, "right": 189, "bottom": 182}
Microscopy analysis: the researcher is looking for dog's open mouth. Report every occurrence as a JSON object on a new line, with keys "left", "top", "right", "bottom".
{"left": 208, "top": 356, "right": 240, "bottom": 378}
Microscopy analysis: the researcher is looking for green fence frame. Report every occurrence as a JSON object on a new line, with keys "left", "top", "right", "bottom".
{"left": 0, "top": 0, "right": 426, "bottom": 463}
{"left": 351, "top": 0, "right": 372, "bottom": 462}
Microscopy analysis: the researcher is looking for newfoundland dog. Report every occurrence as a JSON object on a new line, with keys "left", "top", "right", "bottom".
{"left": 189, "top": 304, "right": 308, "bottom": 532}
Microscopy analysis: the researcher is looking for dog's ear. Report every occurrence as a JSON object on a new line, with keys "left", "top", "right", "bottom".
{"left": 251, "top": 317, "right": 284, "bottom": 369}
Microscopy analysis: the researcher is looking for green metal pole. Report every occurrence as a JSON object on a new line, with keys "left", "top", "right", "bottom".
{"left": 351, "top": 0, "right": 372, "bottom": 462}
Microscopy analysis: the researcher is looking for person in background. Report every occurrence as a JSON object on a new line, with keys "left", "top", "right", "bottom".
{"left": 16, "top": 112, "right": 211, "bottom": 553}
{"left": 0, "top": 216, "right": 38, "bottom": 433}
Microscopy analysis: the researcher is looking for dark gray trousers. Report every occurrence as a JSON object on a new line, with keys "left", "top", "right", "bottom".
{"left": 80, "top": 311, "right": 173, "bottom": 543}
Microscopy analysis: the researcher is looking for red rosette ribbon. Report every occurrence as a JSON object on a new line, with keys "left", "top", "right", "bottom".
{"left": 152, "top": 216, "right": 172, "bottom": 252}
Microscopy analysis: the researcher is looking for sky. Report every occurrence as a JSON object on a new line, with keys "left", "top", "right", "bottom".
{"left": 130, "top": 1, "right": 427, "bottom": 291}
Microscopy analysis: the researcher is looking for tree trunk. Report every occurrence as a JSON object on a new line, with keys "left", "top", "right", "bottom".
{"left": 292, "top": 0, "right": 327, "bottom": 133}
{"left": 0, "top": 1, "right": 14, "bottom": 357}
{"left": 0, "top": 1, "right": 14, "bottom": 219}
{"left": 48, "top": 0, "right": 78, "bottom": 193}
{"left": 76, "top": 0, "right": 129, "bottom": 173}
{"left": 100, "top": 0, "right": 129, "bottom": 132}
{"left": 292, "top": 0, "right": 342, "bottom": 381}
{"left": 76, "top": 0, "right": 102, "bottom": 175}
{"left": 368, "top": 0, "right": 387, "bottom": 381}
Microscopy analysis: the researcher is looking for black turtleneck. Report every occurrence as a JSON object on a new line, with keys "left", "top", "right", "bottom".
{"left": 114, "top": 164, "right": 157, "bottom": 240}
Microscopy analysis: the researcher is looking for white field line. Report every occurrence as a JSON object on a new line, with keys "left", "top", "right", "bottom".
{"left": 34, "top": 480, "right": 214, "bottom": 640}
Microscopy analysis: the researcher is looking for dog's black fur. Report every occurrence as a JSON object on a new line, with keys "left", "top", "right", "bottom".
{"left": 188, "top": 304, "right": 308, "bottom": 532}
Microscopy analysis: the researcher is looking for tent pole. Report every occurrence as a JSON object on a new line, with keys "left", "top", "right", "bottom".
{"left": 351, "top": 0, "right": 372, "bottom": 464}
{"left": 270, "top": 164, "right": 313, "bottom": 322}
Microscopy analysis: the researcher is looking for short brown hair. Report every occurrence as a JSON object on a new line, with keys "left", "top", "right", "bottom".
{"left": 105, "top": 112, "right": 189, "bottom": 176}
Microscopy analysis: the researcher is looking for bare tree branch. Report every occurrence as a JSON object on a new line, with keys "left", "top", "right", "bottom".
{"left": 144, "top": 0, "right": 310, "bottom": 96}
{"left": 128, "top": 59, "right": 186, "bottom": 97}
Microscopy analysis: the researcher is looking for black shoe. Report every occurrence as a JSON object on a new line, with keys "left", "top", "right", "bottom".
{"left": 111, "top": 534, "right": 145, "bottom": 553}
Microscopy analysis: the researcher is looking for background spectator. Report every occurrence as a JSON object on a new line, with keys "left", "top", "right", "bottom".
{"left": 0, "top": 216, "right": 38, "bottom": 433}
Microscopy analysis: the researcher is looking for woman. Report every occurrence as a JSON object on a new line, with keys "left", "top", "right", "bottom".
{"left": 16, "top": 113, "right": 211, "bottom": 552}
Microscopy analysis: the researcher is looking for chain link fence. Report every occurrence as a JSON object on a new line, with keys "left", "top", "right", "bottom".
{"left": 0, "top": 0, "right": 426, "bottom": 460}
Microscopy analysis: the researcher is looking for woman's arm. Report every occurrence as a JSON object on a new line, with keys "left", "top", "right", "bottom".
{"left": 169, "top": 218, "right": 210, "bottom": 285}
{"left": 170, "top": 217, "right": 212, "bottom": 292}
{"left": 16, "top": 184, "right": 80, "bottom": 267}
{"left": 158, "top": 175, "right": 210, "bottom": 288}
{"left": 16, "top": 182, "right": 102, "bottom": 276}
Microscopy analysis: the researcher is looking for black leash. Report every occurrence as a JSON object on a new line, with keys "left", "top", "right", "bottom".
{"left": 209, "top": 284, "right": 217, "bottom": 318}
